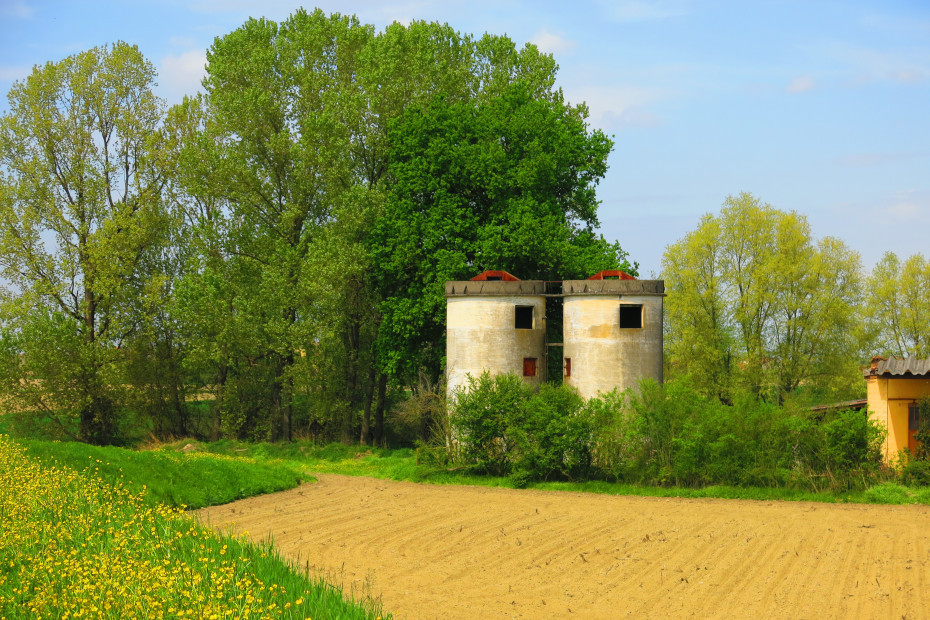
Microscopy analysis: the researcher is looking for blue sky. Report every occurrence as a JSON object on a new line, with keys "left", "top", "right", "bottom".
{"left": 1, "top": 0, "right": 928, "bottom": 276}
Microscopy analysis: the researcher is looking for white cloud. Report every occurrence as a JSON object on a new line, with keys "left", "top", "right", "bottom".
{"left": 529, "top": 28, "right": 575, "bottom": 55}
{"left": 567, "top": 84, "right": 664, "bottom": 129}
{"left": 0, "top": 0, "right": 33, "bottom": 19}
{"left": 170, "top": 36, "right": 198, "bottom": 48}
{"left": 158, "top": 49, "right": 207, "bottom": 104}
{"left": 786, "top": 76, "right": 815, "bottom": 94}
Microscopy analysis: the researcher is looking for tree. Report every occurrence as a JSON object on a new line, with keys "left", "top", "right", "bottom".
{"left": 662, "top": 193, "right": 865, "bottom": 403}
{"left": 180, "top": 9, "right": 632, "bottom": 443}
{"left": 0, "top": 42, "right": 169, "bottom": 444}
{"left": 369, "top": 83, "right": 628, "bottom": 382}
{"left": 867, "top": 252, "right": 930, "bottom": 358}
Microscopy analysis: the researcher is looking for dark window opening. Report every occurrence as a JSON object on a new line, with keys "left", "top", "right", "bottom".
{"left": 564, "top": 357, "right": 571, "bottom": 378}
{"left": 619, "top": 305, "right": 643, "bottom": 328}
{"left": 910, "top": 403, "right": 921, "bottom": 431}
{"left": 486, "top": 276, "right": 502, "bottom": 281}
{"left": 603, "top": 275, "right": 619, "bottom": 280}
{"left": 523, "top": 357, "right": 537, "bottom": 377}
{"left": 515, "top": 305, "right": 534, "bottom": 329}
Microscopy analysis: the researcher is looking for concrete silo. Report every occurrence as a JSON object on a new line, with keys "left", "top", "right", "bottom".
{"left": 562, "top": 272, "right": 664, "bottom": 399}
{"left": 445, "top": 272, "right": 546, "bottom": 399}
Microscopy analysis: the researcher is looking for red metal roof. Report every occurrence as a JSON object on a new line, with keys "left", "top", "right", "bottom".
{"left": 586, "top": 270, "right": 636, "bottom": 281}
{"left": 470, "top": 270, "right": 520, "bottom": 281}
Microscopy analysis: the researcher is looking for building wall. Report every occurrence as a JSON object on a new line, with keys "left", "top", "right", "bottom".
{"left": 562, "top": 281, "right": 664, "bottom": 400}
{"left": 446, "top": 294, "right": 546, "bottom": 399}
{"left": 867, "top": 376, "right": 930, "bottom": 462}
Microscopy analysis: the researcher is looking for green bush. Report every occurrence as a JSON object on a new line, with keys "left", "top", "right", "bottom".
{"left": 510, "top": 384, "right": 594, "bottom": 481}
{"left": 585, "top": 378, "right": 885, "bottom": 491}
{"left": 451, "top": 372, "right": 532, "bottom": 476}
{"left": 901, "top": 458, "right": 930, "bottom": 487}
{"left": 451, "top": 373, "right": 594, "bottom": 481}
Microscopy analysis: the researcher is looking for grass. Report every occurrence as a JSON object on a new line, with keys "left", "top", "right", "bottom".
{"left": 197, "top": 439, "right": 930, "bottom": 506}
{"left": 18, "top": 439, "right": 307, "bottom": 510}
{"left": 0, "top": 435, "right": 387, "bottom": 619}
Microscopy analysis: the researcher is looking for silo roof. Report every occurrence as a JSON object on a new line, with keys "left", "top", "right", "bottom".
{"left": 562, "top": 279, "right": 665, "bottom": 295}
{"left": 446, "top": 280, "right": 545, "bottom": 296}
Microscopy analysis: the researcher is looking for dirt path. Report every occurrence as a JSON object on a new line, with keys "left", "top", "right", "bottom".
{"left": 197, "top": 475, "right": 930, "bottom": 619}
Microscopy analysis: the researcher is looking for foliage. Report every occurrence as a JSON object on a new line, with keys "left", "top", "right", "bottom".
{"left": 199, "top": 439, "right": 922, "bottom": 505}
{"left": 450, "top": 372, "right": 597, "bottom": 482}
{"left": 867, "top": 252, "right": 930, "bottom": 358}
{"left": 371, "top": 84, "right": 627, "bottom": 380}
{"left": 662, "top": 192, "right": 866, "bottom": 403}
{"left": 450, "top": 372, "right": 532, "bottom": 476}
{"left": 0, "top": 42, "right": 171, "bottom": 444}
{"left": 587, "top": 379, "right": 884, "bottom": 491}
{"left": 900, "top": 459, "right": 930, "bottom": 487}
{"left": 0, "top": 435, "right": 384, "bottom": 618}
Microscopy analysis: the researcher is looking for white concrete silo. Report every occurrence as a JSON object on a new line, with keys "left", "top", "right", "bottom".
{"left": 445, "top": 278, "right": 546, "bottom": 399}
{"left": 561, "top": 278, "right": 664, "bottom": 399}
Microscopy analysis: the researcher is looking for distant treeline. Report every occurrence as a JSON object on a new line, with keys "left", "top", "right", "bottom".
{"left": 1, "top": 10, "right": 927, "bottom": 448}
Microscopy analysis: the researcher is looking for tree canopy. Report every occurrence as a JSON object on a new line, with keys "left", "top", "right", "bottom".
{"left": 662, "top": 192, "right": 865, "bottom": 403}
{"left": 370, "top": 84, "right": 629, "bottom": 379}
{"left": 0, "top": 41, "right": 169, "bottom": 443}
{"left": 867, "top": 252, "right": 930, "bottom": 358}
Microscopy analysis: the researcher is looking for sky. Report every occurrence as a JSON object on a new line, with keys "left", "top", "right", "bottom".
{"left": 1, "top": 0, "right": 928, "bottom": 276}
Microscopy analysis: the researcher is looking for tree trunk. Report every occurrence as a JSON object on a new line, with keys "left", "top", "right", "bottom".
{"left": 212, "top": 362, "right": 227, "bottom": 441}
{"left": 360, "top": 362, "right": 376, "bottom": 445}
{"left": 373, "top": 372, "right": 387, "bottom": 445}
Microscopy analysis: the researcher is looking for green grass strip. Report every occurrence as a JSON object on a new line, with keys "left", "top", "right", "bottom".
{"left": 19, "top": 439, "right": 308, "bottom": 510}
{"left": 199, "top": 439, "right": 930, "bottom": 506}
{"left": 0, "top": 435, "right": 387, "bottom": 619}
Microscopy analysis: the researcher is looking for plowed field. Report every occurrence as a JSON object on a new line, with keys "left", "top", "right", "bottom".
{"left": 197, "top": 475, "right": 930, "bottom": 619}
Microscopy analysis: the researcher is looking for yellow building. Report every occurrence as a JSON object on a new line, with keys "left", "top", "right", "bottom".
{"left": 864, "top": 356, "right": 930, "bottom": 462}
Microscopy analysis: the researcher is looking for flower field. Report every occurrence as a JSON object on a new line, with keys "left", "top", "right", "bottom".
{"left": 0, "top": 435, "right": 383, "bottom": 619}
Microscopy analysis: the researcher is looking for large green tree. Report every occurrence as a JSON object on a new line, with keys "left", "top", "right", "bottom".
{"left": 175, "top": 9, "right": 631, "bottom": 442}
{"left": 0, "top": 42, "right": 169, "bottom": 443}
{"left": 662, "top": 193, "right": 865, "bottom": 402}
{"left": 370, "top": 84, "right": 628, "bottom": 381}
{"left": 867, "top": 252, "right": 930, "bottom": 358}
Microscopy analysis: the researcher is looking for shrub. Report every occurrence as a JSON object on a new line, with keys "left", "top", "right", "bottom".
{"left": 451, "top": 372, "right": 532, "bottom": 476}
{"left": 901, "top": 458, "right": 930, "bottom": 487}
{"left": 450, "top": 373, "right": 594, "bottom": 481}
{"left": 509, "top": 383, "right": 593, "bottom": 481}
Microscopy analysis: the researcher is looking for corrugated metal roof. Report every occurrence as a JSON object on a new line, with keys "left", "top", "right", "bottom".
{"left": 866, "top": 356, "right": 930, "bottom": 377}
{"left": 810, "top": 399, "right": 868, "bottom": 412}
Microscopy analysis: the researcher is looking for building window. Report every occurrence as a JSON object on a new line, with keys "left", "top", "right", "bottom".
{"left": 619, "top": 304, "right": 643, "bottom": 329}
{"left": 564, "top": 357, "right": 571, "bottom": 378}
{"left": 523, "top": 357, "right": 537, "bottom": 377}
{"left": 515, "top": 305, "right": 534, "bottom": 329}
{"left": 486, "top": 276, "right": 502, "bottom": 281}
{"left": 910, "top": 402, "right": 921, "bottom": 431}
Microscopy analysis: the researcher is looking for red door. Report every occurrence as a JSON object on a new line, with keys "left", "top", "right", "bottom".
{"left": 909, "top": 402, "right": 920, "bottom": 454}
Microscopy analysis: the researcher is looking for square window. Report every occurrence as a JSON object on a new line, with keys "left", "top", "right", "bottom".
{"left": 619, "top": 305, "right": 643, "bottom": 329}
{"left": 523, "top": 357, "right": 537, "bottom": 377}
{"left": 515, "top": 305, "right": 534, "bottom": 329}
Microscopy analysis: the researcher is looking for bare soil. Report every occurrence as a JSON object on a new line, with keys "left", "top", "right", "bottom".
{"left": 197, "top": 475, "right": 930, "bottom": 619}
